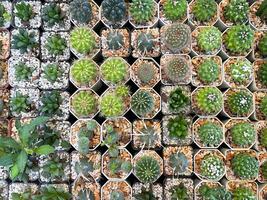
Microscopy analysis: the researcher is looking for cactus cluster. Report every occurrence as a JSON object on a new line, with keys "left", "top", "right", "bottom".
{"left": 199, "top": 154, "right": 224, "bottom": 180}
{"left": 131, "top": 90, "right": 155, "bottom": 117}
{"left": 12, "top": 29, "right": 38, "bottom": 54}
{"left": 169, "top": 152, "right": 188, "bottom": 174}
{"left": 45, "top": 34, "right": 67, "bottom": 55}
{"left": 130, "top": 0, "right": 155, "bottom": 24}
{"left": 229, "top": 59, "right": 252, "bottom": 85}
{"left": 192, "top": 0, "right": 217, "bottom": 22}
{"left": 258, "top": 62, "right": 267, "bottom": 86}
{"left": 256, "top": 0, "right": 267, "bottom": 21}
{"left": 10, "top": 92, "right": 30, "bottom": 114}
{"left": 196, "top": 27, "right": 221, "bottom": 53}
{"left": 42, "top": 3, "right": 65, "bottom": 27}
{"left": 198, "top": 122, "right": 223, "bottom": 147}
{"left": 14, "top": 62, "right": 33, "bottom": 81}
{"left": 224, "top": 0, "right": 249, "bottom": 24}
{"left": 260, "top": 128, "right": 267, "bottom": 149}
{"left": 197, "top": 58, "right": 220, "bottom": 84}
{"left": 162, "top": 0, "right": 187, "bottom": 21}
{"left": 136, "top": 61, "right": 156, "bottom": 84}
{"left": 232, "top": 187, "right": 256, "bottom": 200}
{"left": 107, "top": 30, "right": 124, "bottom": 50}
{"left": 168, "top": 87, "right": 190, "bottom": 113}
{"left": 15, "top": 2, "right": 35, "bottom": 22}
{"left": 43, "top": 64, "right": 62, "bottom": 83}
{"left": 258, "top": 34, "right": 267, "bottom": 57}
{"left": 40, "top": 91, "right": 62, "bottom": 116}
{"left": 70, "top": 0, "right": 92, "bottom": 24}
{"left": 167, "top": 116, "right": 189, "bottom": 139}
{"left": 137, "top": 33, "right": 155, "bottom": 53}
{"left": 102, "top": 0, "right": 126, "bottom": 23}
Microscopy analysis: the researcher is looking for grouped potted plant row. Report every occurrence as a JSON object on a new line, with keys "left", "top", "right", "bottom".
{"left": 0, "top": 0, "right": 267, "bottom": 199}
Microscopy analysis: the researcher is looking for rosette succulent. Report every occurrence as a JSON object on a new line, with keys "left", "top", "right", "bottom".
{"left": 131, "top": 90, "right": 155, "bottom": 117}
{"left": 224, "top": 0, "right": 249, "bottom": 24}
{"left": 10, "top": 92, "right": 31, "bottom": 114}
{"left": 192, "top": 0, "right": 217, "bottom": 22}
{"left": 197, "top": 58, "right": 220, "bottom": 84}
{"left": 15, "top": 2, "right": 35, "bottom": 22}
{"left": 43, "top": 64, "right": 62, "bottom": 83}
{"left": 199, "top": 185, "right": 232, "bottom": 200}
{"left": 102, "top": 0, "right": 126, "bottom": 23}
{"left": 167, "top": 115, "right": 189, "bottom": 139}
{"left": 14, "top": 62, "right": 33, "bottom": 81}
{"left": 40, "top": 90, "right": 62, "bottom": 116}
{"left": 130, "top": 0, "right": 155, "bottom": 24}
{"left": 162, "top": 0, "right": 187, "bottom": 21}
{"left": 12, "top": 29, "right": 38, "bottom": 54}
{"left": 42, "top": 3, "right": 65, "bottom": 27}
{"left": 0, "top": 3, "right": 11, "bottom": 27}
{"left": 45, "top": 34, "right": 67, "bottom": 55}
{"left": 70, "top": 0, "right": 92, "bottom": 24}
{"left": 171, "top": 184, "right": 189, "bottom": 200}
{"left": 228, "top": 59, "right": 252, "bottom": 85}
{"left": 197, "top": 122, "right": 223, "bottom": 147}
{"left": 168, "top": 87, "right": 190, "bottom": 113}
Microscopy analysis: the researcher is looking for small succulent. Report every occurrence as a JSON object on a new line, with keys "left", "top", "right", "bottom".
{"left": 192, "top": 0, "right": 217, "bottom": 22}
{"left": 261, "top": 161, "right": 267, "bottom": 180}
{"left": 197, "top": 27, "right": 221, "bottom": 53}
{"left": 167, "top": 115, "right": 189, "bottom": 139}
{"left": 168, "top": 87, "right": 190, "bottom": 113}
{"left": 41, "top": 156, "right": 65, "bottom": 180}
{"left": 14, "top": 62, "right": 33, "bottom": 81}
{"left": 136, "top": 62, "right": 156, "bottom": 84}
{"left": 45, "top": 34, "right": 67, "bottom": 55}
{"left": 260, "top": 128, "right": 267, "bottom": 149}
{"left": 115, "top": 85, "right": 130, "bottom": 98}
{"left": 0, "top": 3, "right": 11, "bottom": 27}
{"left": 137, "top": 33, "right": 155, "bottom": 53}
{"left": 43, "top": 64, "right": 62, "bottom": 83}
{"left": 70, "top": 0, "right": 92, "bottom": 24}
{"left": 110, "top": 191, "right": 125, "bottom": 200}
{"left": 224, "top": 0, "right": 249, "bottom": 24}
{"left": 171, "top": 184, "right": 189, "bottom": 200}
{"left": 71, "top": 90, "right": 97, "bottom": 117}
{"left": 197, "top": 58, "right": 220, "bottom": 84}
{"left": 42, "top": 3, "right": 65, "bottom": 27}
{"left": 102, "top": 125, "right": 120, "bottom": 156}
{"left": 10, "top": 92, "right": 30, "bottom": 114}
{"left": 100, "top": 92, "right": 125, "bottom": 117}
{"left": 131, "top": 90, "right": 155, "bottom": 117}
{"left": 200, "top": 154, "right": 224, "bottom": 180}
{"left": 231, "top": 153, "right": 259, "bottom": 180}
{"left": 107, "top": 158, "right": 132, "bottom": 175}
{"left": 102, "top": 0, "right": 126, "bottom": 23}
{"left": 256, "top": 0, "right": 267, "bottom": 21}
{"left": 193, "top": 87, "right": 223, "bottom": 115}
{"left": 130, "top": 0, "right": 155, "bottom": 24}
{"left": 135, "top": 155, "right": 161, "bottom": 183}
{"left": 101, "top": 57, "right": 128, "bottom": 84}
{"left": 224, "top": 25, "right": 254, "bottom": 54}
{"left": 169, "top": 152, "right": 188, "bottom": 174}
{"left": 77, "top": 189, "right": 95, "bottom": 200}
{"left": 139, "top": 126, "right": 159, "bottom": 147}
{"left": 232, "top": 187, "right": 256, "bottom": 200}
{"left": 258, "top": 34, "right": 267, "bottom": 57}
{"left": 230, "top": 122, "right": 256, "bottom": 148}
{"left": 15, "top": 2, "right": 35, "bottom": 22}
{"left": 107, "top": 30, "right": 124, "bottom": 50}
{"left": 199, "top": 185, "right": 232, "bottom": 200}
{"left": 258, "top": 62, "right": 267, "bottom": 86}
{"left": 70, "top": 27, "right": 96, "bottom": 54}
{"left": 134, "top": 186, "right": 156, "bottom": 200}
{"left": 75, "top": 157, "right": 95, "bottom": 177}
{"left": 163, "top": 0, "right": 187, "bottom": 21}
{"left": 12, "top": 29, "right": 38, "bottom": 54}
{"left": 198, "top": 122, "right": 223, "bottom": 147}
{"left": 229, "top": 59, "right": 252, "bottom": 85}
{"left": 40, "top": 91, "right": 62, "bottom": 116}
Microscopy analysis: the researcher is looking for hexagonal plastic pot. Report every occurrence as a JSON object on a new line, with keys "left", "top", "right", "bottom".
{"left": 132, "top": 182, "right": 163, "bottom": 199}
{"left": 101, "top": 180, "right": 132, "bottom": 200}
{"left": 252, "top": 30, "right": 267, "bottom": 60}
{"left": 226, "top": 181, "right": 258, "bottom": 200}
{"left": 0, "top": 60, "right": 9, "bottom": 89}
{"left": 194, "top": 180, "right": 222, "bottom": 200}
{"left": 255, "top": 121, "right": 267, "bottom": 152}
{"left": 249, "top": 0, "right": 267, "bottom": 31}
{"left": 253, "top": 60, "right": 267, "bottom": 91}
{"left": 164, "top": 178, "right": 193, "bottom": 200}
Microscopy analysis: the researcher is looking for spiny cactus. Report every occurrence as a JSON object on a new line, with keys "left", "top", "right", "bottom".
{"left": 100, "top": 92, "right": 125, "bottom": 117}
{"left": 135, "top": 155, "right": 161, "bottom": 183}
{"left": 260, "top": 96, "right": 267, "bottom": 117}
{"left": 110, "top": 191, "right": 125, "bottom": 200}
{"left": 171, "top": 184, "right": 189, "bottom": 200}
{"left": 192, "top": 0, "right": 217, "bottom": 22}
{"left": 163, "top": 0, "right": 187, "bottom": 21}
{"left": 14, "top": 62, "right": 33, "bottom": 81}
{"left": 261, "top": 161, "right": 267, "bottom": 180}
{"left": 200, "top": 154, "right": 224, "bottom": 180}
{"left": 224, "top": 0, "right": 249, "bottom": 24}
{"left": 15, "top": 2, "right": 35, "bottom": 22}
{"left": 199, "top": 185, "right": 232, "bottom": 200}
{"left": 71, "top": 59, "right": 98, "bottom": 85}
{"left": 70, "top": 27, "right": 96, "bottom": 54}
{"left": 167, "top": 115, "right": 189, "bottom": 139}
{"left": 130, "top": 0, "right": 155, "bottom": 24}
{"left": 197, "top": 58, "right": 220, "bottom": 84}
{"left": 162, "top": 23, "right": 191, "bottom": 52}
{"left": 224, "top": 25, "right": 254, "bottom": 54}
{"left": 102, "top": 0, "right": 126, "bottom": 23}
{"left": 194, "top": 87, "right": 223, "bottom": 115}
{"left": 169, "top": 152, "right": 188, "bottom": 174}
{"left": 131, "top": 90, "right": 155, "bottom": 117}
{"left": 101, "top": 58, "right": 128, "bottom": 85}
{"left": 136, "top": 62, "right": 156, "bottom": 84}
{"left": 12, "top": 29, "right": 38, "bottom": 54}
{"left": 198, "top": 122, "right": 223, "bottom": 147}
{"left": 70, "top": 0, "right": 92, "bottom": 24}
{"left": 258, "top": 34, "right": 267, "bottom": 57}
{"left": 40, "top": 91, "right": 62, "bottom": 116}
{"left": 229, "top": 59, "right": 252, "bottom": 84}
{"left": 231, "top": 153, "right": 259, "bottom": 179}
{"left": 45, "top": 34, "right": 67, "bottom": 55}
{"left": 107, "top": 30, "right": 124, "bottom": 50}
{"left": 42, "top": 3, "right": 65, "bottom": 27}
{"left": 10, "top": 92, "right": 30, "bottom": 113}
{"left": 71, "top": 90, "right": 97, "bottom": 117}
{"left": 43, "top": 64, "right": 62, "bottom": 83}
{"left": 197, "top": 27, "right": 221, "bottom": 53}
{"left": 137, "top": 33, "right": 155, "bottom": 53}
{"left": 258, "top": 62, "right": 267, "bottom": 86}
{"left": 256, "top": 0, "right": 267, "bottom": 21}
{"left": 114, "top": 85, "right": 130, "bottom": 98}
{"left": 260, "top": 128, "right": 267, "bottom": 148}
{"left": 0, "top": 3, "right": 11, "bottom": 27}
{"left": 168, "top": 87, "right": 190, "bottom": 113}
{"left": 232, "top": 187, "right": 256, "bottom": 200}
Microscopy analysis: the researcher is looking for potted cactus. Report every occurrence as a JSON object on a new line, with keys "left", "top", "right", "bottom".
{"left": 193, "top": 117, "right": 224, "bottom": 148}
{"left": 253, "top": 31, "right": 267, "bottom": 59}
{"left": 0, "top": 29, "right": 10, "bottom": 60}
{"left": 256, "top": 121, "right": 267, "bottom": 152}
{"left": 249, "top": 0, "right": 267, "bottom": 30}
{"left": 133, "top": 183, "right": 163, "bottom": 200}
{"left": 254, "top": 60, "right": 267, "bottom": 90}
{"left": 0, "top": 1, "right": 11, "bottom": 29}
{"left": 255, "top": 92, "right": 267, "bottom": 120}
{"left": 0, "top": 60, "right": 8, "bottom": 89}
{"left": 101, "top": 180, "right": 132, "bottom": 200}
{"left": 101, "top": 28, "right": 131, "bottom": 57}
{"left": 132, "top": 120, "right": 162, "bottom": 150}
{"left": 160, "top": 54, "right": 191, "bottom": 85}
{"left": 131, "top": 58, "right": 160, "bottom": 88}
{"left": 163, "top": 146, "right": 193, "bottom": 176}
{"left": 131, "top": 28, "right": 161, "bottom": 58}
{"left": 226, "top": 181, "right": 257, "bottom": 200}
{"left": 191, "top": 56, "right": 223, "bottom": 87}
{"left": 0, "top": 89, "right": 9, "bottom": 118}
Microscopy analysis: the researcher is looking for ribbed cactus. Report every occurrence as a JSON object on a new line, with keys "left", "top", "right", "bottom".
{"left": 197, "top": 27, "right": 221, "bottom": 53}
{"left": 229, "top": 59, "right": 252, "bottom": 84}
{"left": 198, "top": 122, "right": 223, "bottom": 147}
{"left": 232, "top": 187, "right": 256, "bottom": 200}
{"left": 168, "top": 87, "right": 190, "bottom": 112}
{"left": 131, "top": 90, "right": 155, "bottom": 116}
{"left": 169, "top": 152, "right": 188, "bottom": 174}
{"left": 114, "top": 85, "right": 130, "bottom": 98}
{"left": 258, "top": 34, "right": 267, "bottom": 57}
{"left": 224, "top": 0, "right": 249, "bottom": 24}
{"left": 100, "top": 92, "right": 125, "bottom": 117}
{"left": 70, "top": 0, "right": 92, "bottom": 24}
{"left": 192, "top": 0, "right": 217, "bottom": 22}
{"left": 200, "top": 155, "right": 224, "bottom": 180}
{"left": 167, "top": 115, "right": 189, "bottom": 139}
{"left": 258, "top": 62, "right": 267, "bottom": 86}
{"left": 136, "top": 62, "right": 156, "bottom": 84}
{"left": 230, "top": 122, "right": 256, "bottom": 147}
{"left": 163, "top": 0, "right": 187, "bottom": 21}
{"left": 197, "top": 58, "right": 220, "bottom": 84}
{"left": 137, "top": 33, "right": 154, "bottom": 53}
{"left": 107, "top": 30, "right": 124, "bottom": 50}
{"left": 130, "top": 0, "right": 155, "bottom": 24}
{"left": 102, "top": 0, "right": 126, "bottom": 23}
{"left": 256, "top": 0, "right": 267, "bottom": 21}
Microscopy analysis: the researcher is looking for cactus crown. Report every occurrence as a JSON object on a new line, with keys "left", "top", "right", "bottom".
{"left": 163, "top": 23, "right": 191, "bottom": 52}
{"left": 232, "top": 187, "right": 256, "bottom": 200}
{"left": 227, "top": 90, "right": 253, "bottom": 116}
{"left": 260, "top": 96, "right": 267, "bottom": 117}
{"left": 169, "top": 152, "right": 188, "bottom": 174}
{"left": 198, "top": 122, "right": 223, "bottom": 147}
{"left": 70, "top": 27, "right": 96, "bottom": 54}
{"left": 231, "top": 153, "right": 259, "bottom": 179}
{"left": 256, "top": 0, "right": 267, "bottom": 21}
{"left": 71, "top": 90, "right": 97, "bottom": 117}
{"left": 165, "top": 56, "right": 189, "bottom": 83}
{"left": 102, "top": 0, "right": 126, "bottom": 23}
{"left": 168, "top": 87, "right": 190, "bottom": 112}
{"left": 40, "top": 91, "right": 62, "bottom": 116}
{"left": 15, "top": 2, "right": 35, "bottom": 22}
{"left": 230, "top": 122, "right": 256, "bottom": 148}
{"left": 200, "top": 154, "right": 224, "bottom": 180}
{"left": 131, "top": 90, "right": 155, "bottom": 117}
{"left": 130, "top": 0, "right": 155, "bottom": 24}
{"left": 107, "top": 30, "right": 124, "bottom": 50}
{"left": 135, "top": 155, "right": 161, "bottom": 183}
{"left": 45, "top": 34, "right": 67, "bottom": 55}
{"left": 192, "top": 0, "right": 217, "bottom": 22}
{"left": 110, "top": 191, "right": 125, "bottom": 200}
{"left": 71, "top": 59, "right": 98, "bottom": 85}
{"left": 100, "top": 91, "right": 125, "bottom": 117}
{"left": 167, "top": 115, "right": 189, "bottom": 139}
{"left": 259, "top": 34, "right": 267, "bottom": 57}
{"left": 12, "top": 29, "right": 38, "bottom": 53}
{"left": 199, "top": 185, "right": 232, "bottom": 200}
{"left": 171, "top": 184, "right": 189, "bottom": 200}
{"left": 14, "top": 62, "right": 33, "bottom": 81}
{"left": 137, "top": 33, "right": 155, "bottom": 53}
{"left": 163, "top": 0, "right": 187, "bottom": 21}
{"left": 101, "top": 58, "right": 128, "bottom": 84}
{"left": 224, "top": 25, "right": 254, "bottom": 54}
{"left": 42, "top": 3, "right": 65, "bottom": 27}
{"left": 136, "top": 61, "right": 156, "bottom": 84}
{"left": 258, "top": 62, "right": 267, "bottom": 86}
{"left": 70, "top": 0, "right": 92, "bottom": 24}
{"left": 44, "top": 64, "right": 62, "bottom": 83}
{"left": 194, "top": 87, "right": 223, "bottom": 115}
{"left": 229, "top": 59, "right": 252, "bottom": 85}
{"left": 10, "top": 92, "right": 30, "bottom": 114}
{"left": 197, "top": 27, "right": 221, "bottom": 53}
{"left": 197, "top": 58, "right": 220, "bottom": 84}
{"left": 224, "top": 0, "right": 249, "bottom": 24}
{"left": 260, "top": 128, "right": 267, "bottom": 149}
{"left": 0, "top": 3, "right": 11, "bottom": 27}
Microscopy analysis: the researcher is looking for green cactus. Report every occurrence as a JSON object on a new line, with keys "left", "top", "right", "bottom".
{"left": 71, "top": 59, "right": 98, "bottom": 85}
{"left": 226, "top": 89, "right": 253, "bottom": 116}
{"left": 15, "top": 2, "right": 35, "bottom": 22}
{"left": 130, "top": 0, "right": 155, "bottom": 24}
{"left": 137, "top": 33, "right": 155, "bottom": 53}
{"left": 101, "top": 57, "right": 128, "bottom": 84}
{"left": 171, "top": 184, "right": 188, "bottom": 200}
{"left": 10, "top": 92, "right": 30, "bottom": 114}
{"left": 71, "top": 90, "right": 97, "bottom": 117}
{"left": 199, "top": 185, "right": 232, "bottom": 200}
{"left": 224, "top": 0, "right": 249, "bottom": 24}
{"left": 197, "top": 27, "right": 221, "bottom": 53}
{"left": 42, "top": 3, "right": 65, "bottom": 27}
{"left": 169, "top": 152, "right": 188, "bottom": 174}
{"left": 258, "top": 62, "right": 267, "bottom": 86}
{"left": 137, "top": 62, "right": 156, "bottom": 84}
{"left": 139, "top": 126, "right": 159, "bottom": 147}
{"left": 224, "top": 25, "right": 254, "bottom": 54}
{"left": 70, "top": 27, "right": 96, "bottom": 54}
{"left": 230, "top": 122, "right": 256, "bottom": 148}
{"left": 43, "top": 64, "right": 62, "bottom": 83}
{"left": 114, "top": 85, "right": 130, "bottom": 98}
{"left": 232, "top": 187, "right": 256, "bottom": 200}
{"left": 100, "top": 92, "right": 125, "bottom": 117}
{"left": 229, "top": 59, "right": 252, "bottom": 84}
{"left": 110, "top": 191, "right": 124, "bottom": 200}
{"left": 131, "top": 90, "right": 155, "bottom": 117}
{"left": 258, "top": 34, "right": 267, "bottom": 57}
{"left": 107, "top": 30, "right": 124, "bottom": 50}
{"left": 168, "top": 87, "right": 190, "bottom": 113}
{"left": 192, "top": 0, "right": 217, "bottom": 22}
{"left": 102, "top": 0, "right": 126, "bottom": 23}
{"left": 135, "top": 155, "right": 161, "bottom": 183}
{"left": 163, "top": 0, "right": 187, "bottom": 21}
{"left": 194, "top": 87, "right": 223, "bottom": 115}
{"left": 167, "top": 115, "right": 189, "bottom": 139}
{"left": 162, "top": 23, "right": 191, "bottom": 52}
{"left": 256, "top": 0, "right": 267, "bottom": 21}
{"left": 45, "top": 34, "right": 67, "bottom": 55}
{"left": 261, "top": 161, "right": 267, "bottom": 180}
{"left": 39, "top": 91, "right": 62, "bottom": 116}
{"left": 198, "top": 122, "right": 223, "bottom": 147}
{"left": 260, "top": 128, "right": 267, "bottom": 148}
{"left": 0, "top": 3, "right": 11, "bottom": 27}
{"left": 11, "top": 29, "right": 38, "bottom": 54}
{"left": 231, "top": 153, "right": 259, "bottom": 180}
{"left": 14, "top": 62, "right": 33, "bottom": 81}
{"left": 70, "top": 0, "right": 92, "bottom": 24}
{"left": 200, "top": 154, "right": 224, "bottom": 180}
{"left": 197, "top": 58, "right": 220, "bottom": 84}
